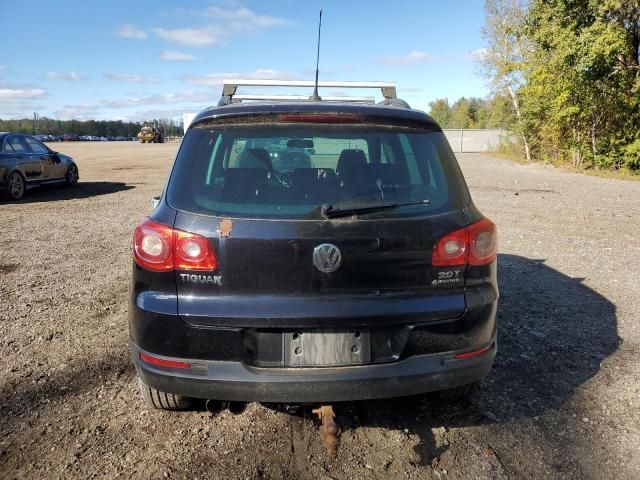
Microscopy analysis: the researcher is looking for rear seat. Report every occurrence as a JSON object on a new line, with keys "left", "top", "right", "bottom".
{"left": 221, "top": 168, "right": 269, "bottom": 203}
{"left": 291, "top": 168, "right": 339, "bottom": 202}
{"left": 336, "top": 149, "right": 368, "bottom": 188}
{"left": 364, "top": 163, "right": 410, "bottom": 186}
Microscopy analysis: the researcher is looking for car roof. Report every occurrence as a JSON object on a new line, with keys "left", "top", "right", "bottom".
{"left": 0, "top": 132, "right": 30, "bottom": 138}
{"left": 190, "top": 101, "right": 441, "bottom": 131}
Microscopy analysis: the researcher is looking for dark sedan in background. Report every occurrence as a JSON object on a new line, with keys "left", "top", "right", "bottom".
{"left": 0, "top": 132, "right": 79, "bottom": 200}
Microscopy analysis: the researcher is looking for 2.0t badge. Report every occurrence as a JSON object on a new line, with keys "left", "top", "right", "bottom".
{"left": 312, "top": 243, "right": 342, "bottom": 273}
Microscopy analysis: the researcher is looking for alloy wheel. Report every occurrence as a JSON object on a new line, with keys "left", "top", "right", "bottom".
{"left": 66, "top": 164, "right": 79, "bottom": 186}
{"left": 8, "top": 172, "right": 24, "bottom": 200}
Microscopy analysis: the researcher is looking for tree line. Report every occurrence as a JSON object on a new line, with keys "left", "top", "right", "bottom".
{"left": 475, "top": 0, "right": 640, "bottom": 172}
{"left": 428, "top": 95, "right": 516, "bottom": 129}
{"left": 0, "top": 117, "right": 184, "bottom": 138}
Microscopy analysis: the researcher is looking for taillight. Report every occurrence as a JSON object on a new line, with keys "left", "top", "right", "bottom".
{"left": 432, "top": 229, "right": 468, "bottom": 266}
{"left": 174, "top": 230, "right": 218, "bottom": 270}
{"left": 468, "top": 218, "right": 497, "bottom": 266}
{"left": 432, "top": 218, "right": 497, "bottom": 267}
{"left": 133, "top": 218, "right": 174, "bottom": 271}
{"left": 133, "top": 218, "right": 218, "bottom": 272}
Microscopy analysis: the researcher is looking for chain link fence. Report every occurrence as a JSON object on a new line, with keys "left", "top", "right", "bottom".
{"left": 443, "top": 129, "right": 511, "bottom": 153}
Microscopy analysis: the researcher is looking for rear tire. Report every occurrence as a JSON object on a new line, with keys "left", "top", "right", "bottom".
{"left": 435, "top": 381, "right": 479, "bottom": 400}
{"left": 138, "top": 377, "right": 192, "bottom": 410}
{"left": 7, "top": 171, "right": 25, "bottom": 200}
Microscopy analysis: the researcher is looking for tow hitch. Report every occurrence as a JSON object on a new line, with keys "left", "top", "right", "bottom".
{"left": 312, "top": 405, "right": 341, "bottom": 456}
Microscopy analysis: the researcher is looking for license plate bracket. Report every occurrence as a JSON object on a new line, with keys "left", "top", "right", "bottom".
{"left": 284, "top": 330, "right": 371, "bottom": 367}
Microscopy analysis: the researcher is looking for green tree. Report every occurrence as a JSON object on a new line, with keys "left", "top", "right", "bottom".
{"left": 428, "top": 98, "right": 451, "bottom": 127}
{"left": 480, "top": 0, "right": 533, "bottom": 161}
{"left": 450, "top": 98, "right": 473, "bottom": 128}
{"left": 523, "top": 0, "right": 639, "bottom": 169}
{"left": 428, "top": 95, "right": 515, "bottom": 130}
{"left": 0, "top": 117, "right": 144, "bottom": 138}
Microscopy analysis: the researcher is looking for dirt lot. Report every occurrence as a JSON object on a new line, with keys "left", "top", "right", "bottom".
{"left": 1, "top": 142, "right": 639, "bottom": 479}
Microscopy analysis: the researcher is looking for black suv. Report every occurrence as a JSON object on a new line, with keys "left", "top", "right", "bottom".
{"left": 129, "top": 83, "right": 498, "bottom": 410}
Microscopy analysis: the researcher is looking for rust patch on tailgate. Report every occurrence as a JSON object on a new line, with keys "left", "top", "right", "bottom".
{"left": 219, "top": 218, "right": 233, "bottom": 237}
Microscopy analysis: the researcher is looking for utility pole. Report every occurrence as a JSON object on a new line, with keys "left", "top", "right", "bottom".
{"left": 33, "top": 112, "right": 40, "bottom": 135}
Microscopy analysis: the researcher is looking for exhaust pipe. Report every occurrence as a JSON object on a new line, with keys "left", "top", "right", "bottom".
{"left": 227, "top": 401, "right": 247, "bottom": 415}
{"left": 205, "top": 399, "right": 225, "bottom": 414}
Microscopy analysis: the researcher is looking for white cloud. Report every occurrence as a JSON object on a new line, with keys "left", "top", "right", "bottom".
{"left": 153, "top": 27, "right": 219, "bottom": 47}
{"left": 116, "top": 24, "right": 148, "bottom": 39}
{"left": 153, "top": 4, "right": 291, "bottom": 47}
{"left": 470, "top": 48, "right": 489, "bottom": 61}
{"left": 134, "top": 107, "right": 196, "bottom": 119}
{"left": 53, "top": 104, "right": 100, "bottom": 120}
{"left": 379, "top": 51, "right": 434, "bottom": 65}
{"left": 171, "top": 5, "right": 292, "bottom": 30}
{"left": 0, "top": 87, "right": 46, "bottom": 100}
{"left": 0, "top": 79, "right": 46, "bottom": 117}
{"left": 183, "top": 69, "right": 287, "bottom": 86}
{"left": 161, "top": 50, "right": 196, "bottom": 62}
{"left": 0, "top": 101, "right": 46, "bottom": 118}
{"left": 199, "top": 6, "right": 292, "bottom": 30}
{"left": 45, "top": 70, "right": 81, "bottom": 81}
{"left": 104, "top": 73, "right": 161, "bottom": 83}
{"left": 102, "top": 91, "right": 214, "bottom": 108}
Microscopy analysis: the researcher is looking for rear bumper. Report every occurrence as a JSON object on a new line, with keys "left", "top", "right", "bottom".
{"left": 131, "top": 339, "right": 496, "bottom": 403}
{"left": 129, "top": 281, "right": 499, "bottom": 364}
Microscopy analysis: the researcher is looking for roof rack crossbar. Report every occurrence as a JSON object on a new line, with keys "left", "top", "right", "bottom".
{"left": 232, "top": 94, "right": 376, "bottom": 104}
{"left": 222, "top": 79, "right": 397, "bottom": 102}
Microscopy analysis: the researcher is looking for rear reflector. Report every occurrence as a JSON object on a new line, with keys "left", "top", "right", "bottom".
{"left": 454, "top": 344, "right": 493, "bottom": 360}
{"left": 277, "top": 113, "right": 363, "bottom": 123}
{"left": 139, "top": 352, "right": 191, "bottom": 369}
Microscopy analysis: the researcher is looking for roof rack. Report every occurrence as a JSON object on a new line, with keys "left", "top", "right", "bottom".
{"left": 220, "top": 79, "right": 397, "bottom": 105}
{"left": 233, "top": 94, "right": 376, "bottom": 103}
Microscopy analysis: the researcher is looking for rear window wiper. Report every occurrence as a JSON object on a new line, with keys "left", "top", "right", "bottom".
{"left": 320, "top": 200, "right": 431, "bottom": 219}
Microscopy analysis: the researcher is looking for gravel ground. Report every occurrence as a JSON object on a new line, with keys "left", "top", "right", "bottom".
{"left": 1, "top": 142, "right": 639, "bottom": 479}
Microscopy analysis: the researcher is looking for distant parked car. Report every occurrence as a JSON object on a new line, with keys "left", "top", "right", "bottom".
{"left": 0, "top": 132, "right": 79, "bottom": 200}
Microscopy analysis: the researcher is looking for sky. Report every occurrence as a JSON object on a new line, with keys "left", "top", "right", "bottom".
{"left": 0, "top": 0, "right": 490, "bottom": 122}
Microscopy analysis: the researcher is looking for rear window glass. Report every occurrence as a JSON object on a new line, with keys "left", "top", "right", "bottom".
{"left": 7, "top": 136, "right": 27, "bottom": 153}
{"left": 167, "top": 124, "right": 469, "bottom": 219}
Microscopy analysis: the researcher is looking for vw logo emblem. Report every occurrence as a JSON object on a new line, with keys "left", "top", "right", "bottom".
{"left": 313, "top": 243, "right": 342, "bottom": 273}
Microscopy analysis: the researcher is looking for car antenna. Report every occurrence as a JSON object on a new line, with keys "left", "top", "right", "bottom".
{"left": 309, "top": 9, "right": 323, "bottom": 101}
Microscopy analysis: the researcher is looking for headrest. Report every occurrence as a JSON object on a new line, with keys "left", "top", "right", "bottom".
{"left": 336, "top": 149, "right": 367, "bottom": 179}
{"left": 238, "top": 148, "right": 272, "bottom": 169}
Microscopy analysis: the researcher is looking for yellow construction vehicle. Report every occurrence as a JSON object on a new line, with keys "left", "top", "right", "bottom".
{"left": 137, "top": 122, "right": 164, "bottom": 143}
